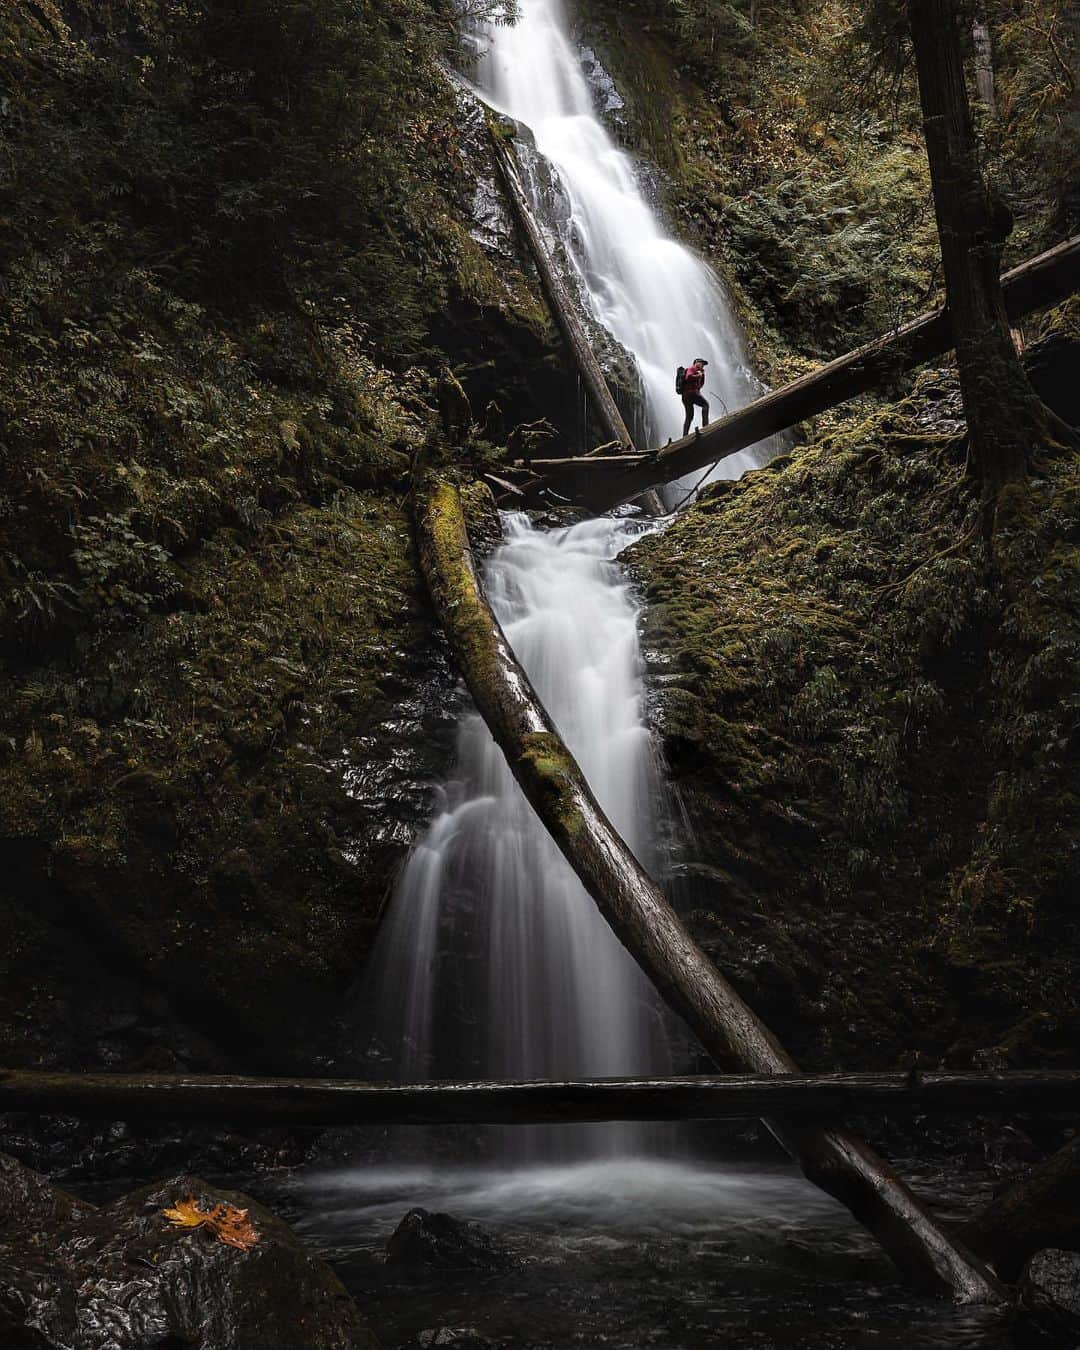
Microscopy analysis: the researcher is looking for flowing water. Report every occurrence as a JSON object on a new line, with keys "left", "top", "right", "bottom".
{"left": 473, "top": 0, "right": 773, "bottom": 481}
{"left": 320, "top": 5, "right": 1013, "bottom": 1345}
{"left": 361, "top": 513, "right": 672, "bottom": 1160}
{"left": 358, "top": 0, "right": 783, "bottom": 1131}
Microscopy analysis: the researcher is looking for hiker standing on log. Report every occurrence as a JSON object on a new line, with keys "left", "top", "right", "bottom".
{"left": 679, "top": 357, "right": 710, "bottom": 436}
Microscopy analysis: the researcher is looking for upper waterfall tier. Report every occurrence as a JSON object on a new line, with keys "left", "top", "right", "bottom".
{"left": 474, "top": 0, "right": 771, "bottom": 480}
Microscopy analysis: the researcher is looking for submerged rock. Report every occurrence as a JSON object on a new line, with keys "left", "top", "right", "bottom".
{"left": 0, "top": 1153, "right": 378, "bottom": 1349}
{"left": 386, "top": 1208, "right": 513, "bottom": 1276}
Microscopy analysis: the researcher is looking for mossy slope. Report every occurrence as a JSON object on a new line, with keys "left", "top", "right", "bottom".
{"left": 630, "top": 309, "right": 1080, "bottom": 1071}
{"left": 0, "top": 0, "right": 559, "bottom": 1074}
{"left": 580, "top": 0, "right": 1076, "bottom": 379}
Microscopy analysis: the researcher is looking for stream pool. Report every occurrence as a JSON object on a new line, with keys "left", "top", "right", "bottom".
{"left": 255, "top": 1153, "right": 1015, "bottom": 1349}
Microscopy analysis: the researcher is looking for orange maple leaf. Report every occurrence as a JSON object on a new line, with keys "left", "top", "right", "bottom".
{"left": 163, "top": 1196, "right": 258, "bottom": 1251}
{"left": 163, "top": 1196, "right": 217, "bottom": 1230}
{"left": 214, "top": 1206, "right": 258, "bottom": 1251}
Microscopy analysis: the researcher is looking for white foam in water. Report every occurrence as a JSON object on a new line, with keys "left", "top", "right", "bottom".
{"left": 473, "top": 0, "right": 776, "bottom": 486}
{"left": 300, "top": 1159, "right": 846, "bottom": 1240}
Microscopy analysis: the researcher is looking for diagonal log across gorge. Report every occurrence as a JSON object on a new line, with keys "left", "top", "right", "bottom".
{"left": 523, "top": 233, "right": 1079, "bottom": 511}
{"left": 413, "top": 473, "right": 1004, "bottom": 1304}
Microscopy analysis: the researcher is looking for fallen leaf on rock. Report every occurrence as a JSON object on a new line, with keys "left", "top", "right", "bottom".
{"left": 214, "top": 1205, "right": 258, "bottom": 1251}
{"left": 163, "top": 1195, "right": 258, "bottom": 1251}
{"left": 162, "top": 1196, "right": 212, "bottom": 1231}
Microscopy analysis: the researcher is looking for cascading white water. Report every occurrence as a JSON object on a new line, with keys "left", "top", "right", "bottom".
{"left": 360, "top": 0, "right": 780, "bottom": 1163}
{"left": 302, "top": 5, "right": 883, "bottom": 1307}
{"left": 364, "top": 514, "right": 671, "bottom": 1159}
{"left": 474, "top": 0, "right": 772, "bottom": 481}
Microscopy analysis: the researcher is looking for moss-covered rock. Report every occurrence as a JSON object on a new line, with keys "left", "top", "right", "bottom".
{"left": 0, "top": 489, "right": 453, "bottom": 1073}
{"left": 629, "top": 312, "right": 1080, "bottom": 1070}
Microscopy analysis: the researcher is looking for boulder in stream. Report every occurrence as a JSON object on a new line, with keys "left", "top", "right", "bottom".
{"left": 417, "top": 1329, "right": 504, "bottom": 1349}
{"left": 0, "top": 1151, "right": 378, "bottom": 1349}
{"left": 386, "top": 1208, "right": 513, "bottom": 1276}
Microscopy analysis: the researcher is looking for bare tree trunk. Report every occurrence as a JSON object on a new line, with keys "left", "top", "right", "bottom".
{"left": 412, "top": 472, "right": 1004, "bottom": 1304}
{"left": 489, "top": 124, "right": 663, "bottom": 514}
{"left": 489, "top": 128, "right": 634, "bottom": 452}
{"left": 972, "top": 16, "right": 997, "bottom": 113}
{"left": 906, "top": 0, "right": 1071, "bottom": 496}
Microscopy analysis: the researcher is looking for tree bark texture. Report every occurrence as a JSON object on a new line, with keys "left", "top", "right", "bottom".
{"left": 907, "top": 0, "right": 1062, "bottom": 493}
{"left": 3, "top": 1068, "right": 1078, "bottom": 1128}
{"left": 411, "top": 473, "right": 1004, "bottom": 1303}
{"left": 972, "top": 18, "right": 997, "bottom": 113}
{"left": 514, "top": 235, "right": 1079, "bottom": 513}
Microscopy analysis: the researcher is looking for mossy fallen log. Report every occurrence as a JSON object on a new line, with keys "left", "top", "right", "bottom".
{"left": 2, "top": 1068, "right": 1078, "bottom": 1127}
{"left": 412, "top": 473, "right": 1003, "bottom": 1303}
{"left": 963, "top": 1135, "right": 1080, "bottom": 1281}
{"left": 526, "top": 233, "right": 1080, "bottom": 510}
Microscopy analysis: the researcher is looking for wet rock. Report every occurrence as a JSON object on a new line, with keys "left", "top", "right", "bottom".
{"left": 0, "top": 1149, "right": 93, "bottom": 1231}
{"left": 459, "top": 479, "right": 503, "bottom": 557}
{"left": 386, "top": 1208, "right": 513, "bottom": 1276}
{"left": 0, "top": 1154, "right": 378, "bottom": 1349}
{"left": 579, "top": 45, "right": 625, "bottom": 116}
{"left": 1018, "top": 1249, "right": 1080, "bottom": 1344}
{"left": 417, "top": 1330, "right": 503, "bottom": 1349}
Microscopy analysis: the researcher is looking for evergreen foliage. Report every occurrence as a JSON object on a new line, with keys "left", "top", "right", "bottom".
{"left": 585, "top": 0, "right": 1076, "bottom": 372}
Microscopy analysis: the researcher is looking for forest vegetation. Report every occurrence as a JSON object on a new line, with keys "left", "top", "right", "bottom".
{"left": 1, "top": 0, "right": 1078, "bottom": 1340}
{"left": 2, "top": 0, "right": 1076, "bottom": 1118}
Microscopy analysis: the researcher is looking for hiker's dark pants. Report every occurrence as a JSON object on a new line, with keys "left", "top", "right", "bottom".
{"left": 682, "top": 393, "right": 709, "bottom": 436}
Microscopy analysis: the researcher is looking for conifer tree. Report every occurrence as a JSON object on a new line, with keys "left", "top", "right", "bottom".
{"left": 905, "top": 0, "right": 1074, "bottom": 498}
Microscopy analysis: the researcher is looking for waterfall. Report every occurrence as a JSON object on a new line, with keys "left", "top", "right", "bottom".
{"left": 363, "top": 515, "right": 672, "bottom": 1160}
{"left": 358, "top": 0, "right": 778, "bottom": 1162}
{"left": 474, "top": 0, "right": 774, "bottom": 482}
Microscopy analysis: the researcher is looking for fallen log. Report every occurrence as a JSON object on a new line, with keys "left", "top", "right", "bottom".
{"left": 413, "top": 473, "right": 1003, "bottom": 1303}
{"left": 489, "top": 127, "right": 635, "bottom": 452}
{"left": 963, "top": 1135, "right": 1080, "bottom": 1282}
{"left": 2, "top": 1068, "right": 1078, "bottom": 1128}
{"left": 526, "top": 233, "right": 1080, "bottom": 511}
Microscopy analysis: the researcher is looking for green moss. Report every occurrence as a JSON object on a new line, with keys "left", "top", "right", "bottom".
{"left": 583, "top": 0, "right": 1070, "bottom": 383}
{"left": 447, "top": 217, "right": 551, "bottom": 339}
{"left": 519, "top": 732, "right": 588, "bottom": 842}
{"left": 629, "top": 323, "right": 1080, "bottom": 1069}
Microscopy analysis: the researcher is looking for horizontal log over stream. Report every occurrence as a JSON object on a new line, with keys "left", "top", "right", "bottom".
{"left": 523, "top": 233, "right": 1080, "bottom": 511}
{"left": 2, "top": 1068, "right": 1078, "bottom": 1126}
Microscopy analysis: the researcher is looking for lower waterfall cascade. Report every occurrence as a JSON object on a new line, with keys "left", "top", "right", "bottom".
{"left": 358, "top": 0, "right": 785, "bottom": 1139}
{"left": 362, "top": 512, "right": 674, "bottom": 1161}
